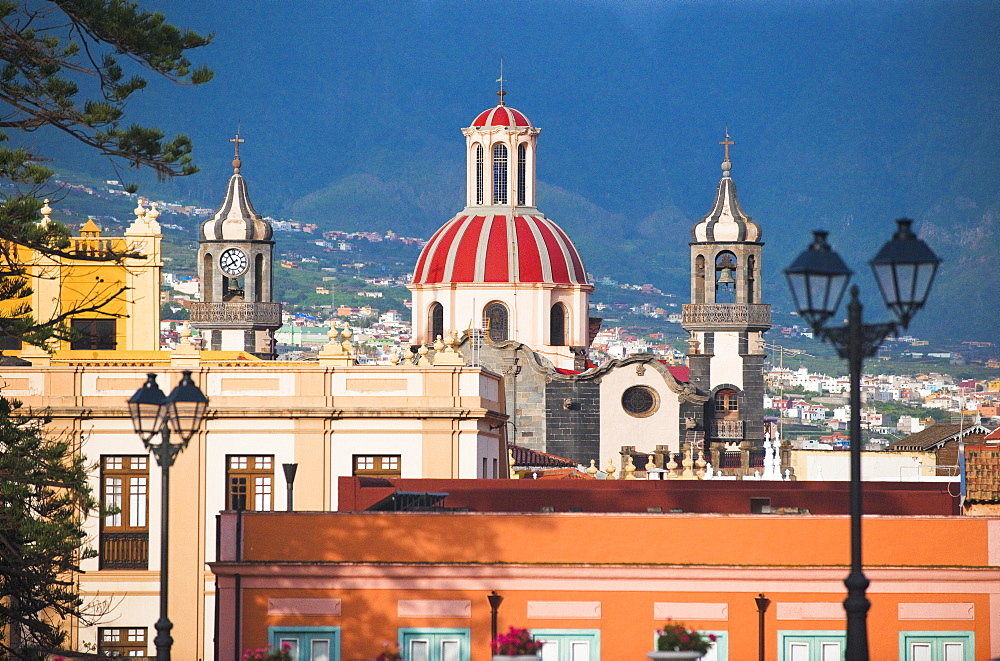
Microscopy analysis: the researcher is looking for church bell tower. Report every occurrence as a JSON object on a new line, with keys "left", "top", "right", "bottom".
{"left": 682, "top": 134, "right": 771, "bottom": 452}
{"left": 190, "top": 133, "right": 281, "bottom": 359}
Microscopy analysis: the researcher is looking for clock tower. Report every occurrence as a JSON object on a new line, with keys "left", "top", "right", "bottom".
{"left": 190, "top": 133, "right": 281, "bottom": 358}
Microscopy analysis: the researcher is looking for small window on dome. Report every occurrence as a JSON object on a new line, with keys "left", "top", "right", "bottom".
{"left": 493, "top": 143, "right": 508, "bottom": 205}
{"left": 549, "top": 303, "right": 566, "bottom": 346}
{"left": 517, "top": 143, "right": 526, "bottom": 206}
{"left": 429, "top": 302, "right": 444, "bottom": 343}
{"left": 475, "top": 144, "right": 484, "bottom": 205}
{"left": 484, "top": 301, "right": 508, "bottom": 343}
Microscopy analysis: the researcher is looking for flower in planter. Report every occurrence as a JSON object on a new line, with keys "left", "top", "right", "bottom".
{"left": 655, "top": 620, "right": 716, "bottom": 653}
{"left": 492, "top": 626, "right": 543, "bottom": 655}
{"left": 376, "top": 641, "right": 403, "bottom": 661}
{"left": 242, "top": 643, "right": 293, "bottom": 660}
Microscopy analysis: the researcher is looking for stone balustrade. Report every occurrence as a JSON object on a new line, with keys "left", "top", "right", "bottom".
{"left": 189, "top": 301, "right": 282, "bottom": 327}
{"left": 681, "top": 303, "right": 771, "bottom": 328}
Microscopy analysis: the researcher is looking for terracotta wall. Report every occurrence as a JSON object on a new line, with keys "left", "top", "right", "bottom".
{"left": 213, "top": 511, "right": 1000, "bottom": 660}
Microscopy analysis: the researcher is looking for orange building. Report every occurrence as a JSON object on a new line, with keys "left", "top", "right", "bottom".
{"left": 212, "top": 504, "right": 999, "bottom": 660}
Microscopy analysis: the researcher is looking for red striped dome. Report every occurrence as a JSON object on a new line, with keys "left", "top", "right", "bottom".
{"left": 413, "top": 214, "right": 588, "bottom": 285}
{"left": 471, "top": 105, "right": 532, "bottom": 128}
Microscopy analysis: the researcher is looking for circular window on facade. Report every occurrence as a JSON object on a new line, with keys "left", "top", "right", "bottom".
{"left": 621, "top": 385, "right": 659, "bottom": 418}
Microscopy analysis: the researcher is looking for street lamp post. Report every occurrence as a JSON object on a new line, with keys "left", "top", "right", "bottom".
{"left": 283, "top": 463, "right": 298, "bottom": 511}
{"left": 785, "top": 219, "right": 940, "bottom": 661}
{"left": 487, "top": 590, "right": 504, "bottom": 647}
{"left": 128, "top": 370, "right": 209, "bottom": 661}
{"left": 755, "top": 593, "right": 770, "bottom": 661}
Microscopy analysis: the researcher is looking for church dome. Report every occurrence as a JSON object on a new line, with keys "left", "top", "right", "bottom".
{"left": 471, "top": 105, "right": 533, "bottom": 128}
{"left": 412, "top": 213, "right": 587, "bottom": 285}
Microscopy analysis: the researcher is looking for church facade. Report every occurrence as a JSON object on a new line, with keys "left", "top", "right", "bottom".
{"left": 0, "top": 92, "right": 781, "bottom": 659}
{"left": 408, "top": 101, "right": 769, "bottom": 471}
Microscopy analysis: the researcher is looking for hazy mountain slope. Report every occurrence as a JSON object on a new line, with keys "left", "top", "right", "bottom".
{"left": 13, "top": 0, "right": 996, "bottom": 344}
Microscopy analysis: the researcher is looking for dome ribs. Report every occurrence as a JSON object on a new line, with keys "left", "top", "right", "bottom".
{"left": 484, "top": 215, "right": 509, "bottom": 282}
{"left": 450, "top": 215, "right": 485, "bottom": 282}
{"left": 514, "top": 216, "right": 544, "bottom": 283}
{"left": 423, "top": 215, "right": 466, "bottom": 283}
{"left": 534, "top": 216, "right": 571, "bottom": 284}
{"left": 549, "top": 220, "right": 587, "bottom": 284}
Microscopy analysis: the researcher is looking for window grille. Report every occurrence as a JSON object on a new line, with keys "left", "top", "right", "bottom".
{"left": 98, "top": 627, "right": 148, "bottom": 656}
{"left": 71, "top": 318, "right": 116, "bottom": 350}
{"left": 493, "top": 143, "right": 508, "bottom": 204}
{"left": 353, "top": 455, "right": 402, "bottom": 478}
{"left": 517, "top": 143, "right": 526, "bottom": 205}
{"left": 226, "top": 455, "right": 274, "bottom": 511}
{"left": 100, "top": 456, "right": 148, "bottom": 569}
{"left": 621, "top": 386, "right": 659, "bottom": 417}
{"left": 430, "top": 302, "right": 444, "bottom": 342}
{"left": 475, "top": 144, "right": 484, "bottom": 204}
{"left": 484, "top": 302, "right": 509, "bottom": 343}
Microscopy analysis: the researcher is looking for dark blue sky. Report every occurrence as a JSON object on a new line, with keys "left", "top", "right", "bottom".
{"left": 129, "top": 0, "right": 996, "bottom": 224}
{"left": 45, "top": 0, "right": 1000, "bottom": 340}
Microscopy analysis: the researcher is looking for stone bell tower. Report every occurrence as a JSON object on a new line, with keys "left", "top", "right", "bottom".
{"left": 190, "top": 133, "right": 281, "bottom": 359}
{"left": 682, "top": 133, "right": 771, "bottom": 453}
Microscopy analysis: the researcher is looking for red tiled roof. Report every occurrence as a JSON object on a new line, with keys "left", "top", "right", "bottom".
{"left": 965, "top": 444, "right": 1000, "bottom": 503}
{"left": 667, "top": 365, "right": 690, "bottom": 382}
{"left": 509, "top": 445, "right": 576, "bottom": 468}
{"left": 889, "top": 423, "right": 990, "bottom": 451}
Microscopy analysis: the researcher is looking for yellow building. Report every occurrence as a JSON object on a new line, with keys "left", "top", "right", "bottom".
{"left": 0, "top": 199, "right": 162, "bottom": 358}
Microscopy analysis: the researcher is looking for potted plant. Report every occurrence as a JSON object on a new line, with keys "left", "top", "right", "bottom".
{"left": 648, "top": 620, "right": 716, "bottom": 659}
{"left": 242, "top": 644, "right": 293, "bottom": 660}
{"left": 492, "top": 626, "right": 543, "bottom": 660}
{"left": 376, "top": 641, "right": 403, "bottom": 661}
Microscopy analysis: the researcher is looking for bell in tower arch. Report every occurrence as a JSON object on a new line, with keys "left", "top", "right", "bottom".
{"left": 715, "top": 252, "right": 737, "bottom": 302}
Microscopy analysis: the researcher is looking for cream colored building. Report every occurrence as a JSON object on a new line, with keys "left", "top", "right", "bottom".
{"left": 0, "top": 347, "right": 505, "bottom": 659}
{"left": 0, "top": 145, "right": 506, "bottom": 658}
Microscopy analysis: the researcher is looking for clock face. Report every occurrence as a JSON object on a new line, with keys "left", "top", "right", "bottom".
{"left": 219, "top": 248, "right": 248, "bottom": 276}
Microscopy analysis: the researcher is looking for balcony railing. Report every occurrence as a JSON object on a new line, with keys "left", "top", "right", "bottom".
{"left": 719, "top": 450, "right": 742, "bottom": 469}
{"left": 100, "top": 531, "right": 149, "bottom": 570}
{"left": 681, "top": 303, "right": 771, "bottom": 327}
{"left": 711, "top": 419, "right": 745, "bottom": 439}
{"left": 189, "top": 301, "right": 281, "bottom": 327}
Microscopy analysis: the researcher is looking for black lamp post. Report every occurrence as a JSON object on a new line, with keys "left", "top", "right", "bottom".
{"left": 755, "top": 593, "right": 770, "bottom": 661}
{"left": 487, "top": 590, "right": 504, "bottom": 647}
{"left": 785, "top": 219, "right": 939, "bottom": 661}
{"left": 283, "top": 463, "right": 298, "bottom": 511}
{"left": 128, "top": 370, "right": 209, "bottom": 661}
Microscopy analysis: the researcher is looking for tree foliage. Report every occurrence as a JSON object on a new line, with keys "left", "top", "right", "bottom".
{"left": 0, "top": 3, "right": 210, "bottom": 658}
{"left": 0, "top": 397, "right": 104, "bottom": 659}
{"left": 0, "top": 0, "right": 212, "bottom": 349}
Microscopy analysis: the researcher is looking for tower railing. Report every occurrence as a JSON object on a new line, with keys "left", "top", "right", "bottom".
{"left": 710, "top": 419, "right": 745, "bottom": 439}
{"left": 681, "top": 303, "right": 771, "bottom": 327}
{"left": 189, "top": 301, "right": 281, "bottom": 326}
